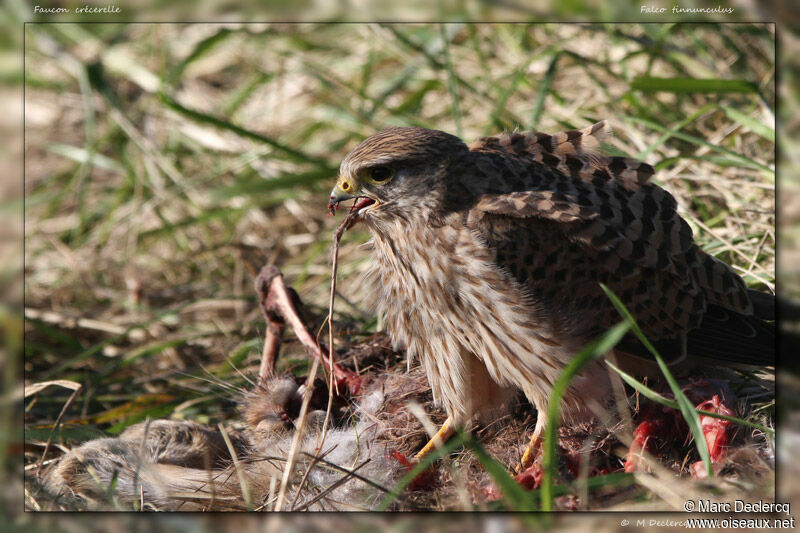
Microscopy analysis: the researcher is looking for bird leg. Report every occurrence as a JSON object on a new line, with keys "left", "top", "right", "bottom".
{"left": 483, "top": 416, "right": 547, "bottom": 498}
{"left": 413, "top": 416, "right": 456, "bottom": 462}
{"left": 519, "top": 431, "right": 543, "bottom": 472}
{"left": 386, "top": 417, "right": 454, "bottom": 491}
{"left": 518, "top": 414, "right": 546, "bottom": 472}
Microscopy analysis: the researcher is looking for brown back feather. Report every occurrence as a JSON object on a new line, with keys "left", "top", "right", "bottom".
{"left": 469, "top": 121, "right": 655, "bottom": 191}
{"left": 464, "top": 122, "right": 755, "bottom": 350}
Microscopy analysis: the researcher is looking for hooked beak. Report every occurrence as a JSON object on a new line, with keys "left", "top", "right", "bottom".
{"left": 328, "top": 176, "right": 378, "bottom": 216}
{"left": 328, "top": 176, "right": 356, "bottom": 212}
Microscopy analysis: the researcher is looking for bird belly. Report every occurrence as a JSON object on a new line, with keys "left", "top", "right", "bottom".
{"left": 371, "top": 221, "right": 610, "bottom": 424}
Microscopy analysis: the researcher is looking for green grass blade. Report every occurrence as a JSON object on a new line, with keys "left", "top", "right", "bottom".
{"left": 25, "top": 425, "right": 107, "bottom": 443}
{"left": 653, "top": 154, "right": 770, "bottom": 171}
{"left": 25, "top": 317, "right": 86, "bottom": 352}
{"left": 541, "top": 320, "right": 631, "bottom": 511}
{"left": 210, "top": 168, "right": 334, "bottom": 200}
{"left": 167, "top": 28, "right": 233, "bottom": 86}
{"left": 484, "top": 64, "right": 530, "bottom": 135}
{"left": 531, "top": 471, "right": 635, "bottom": 502}
{"left": 722, "top": 106, "right": 775, "bottom": 142}
{"left": 530, "top": 51, "right": 561, "bottom": 129}
{"left": 439, "top": 23, "right": 463, "bottom": 138}
{"left": 104, "top": 403, "right": 178, "bottom": 435}
{"left": 375, "top": 432, "right": 468, "bottom": 510}
{"left": 599, "top": 284, "right": 713, "bottom": 478}
{"left": 382, "top": 24, "right": 525, "bottom": 128}
{"left": 44, "top": 143, "right": 125, "bottom": 174}
{"left": 626, "top": 116, "right": 773, "bottom": 173}
{"left": 464, "top": 434, "right": 535, "bottom": 511}
{"left": 222, "top": 72, "right": 273, "bottom": 116}
{"left": 159, "top": 92, "right": 333, "bottom": 169}
{"left": 42, "top": 304, "right": 195, "bottom": 380}
{"left": 118, "top": 338, "right": 191, "bottom": 367}
{"left": 391, "top": 79, "right": 443, "bottom": 115}
{"left": 636, "top": 103, "right": 715, "bottom": 160}
{"left": 631, "top": 77, "right": 759, "bottom": 94}
{"left": 606, "top": 359, "right": 774, "bottom": 436}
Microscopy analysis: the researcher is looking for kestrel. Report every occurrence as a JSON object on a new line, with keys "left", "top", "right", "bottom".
{"left": 328, "top": 122, "right": 774, "bottom": 468}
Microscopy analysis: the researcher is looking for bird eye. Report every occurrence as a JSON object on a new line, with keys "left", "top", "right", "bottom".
{"left": 365, "top": 166, "right": 394, "bottom": 183}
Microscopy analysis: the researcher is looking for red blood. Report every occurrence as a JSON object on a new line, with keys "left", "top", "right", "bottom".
{"left": 483, "top": 463, "right": 543, "bottom": 502}
{"left": 335, "top": 371, "right": 363, "bottom": 396}
{"left": 317, "top": 347, "right": 363, "bottom": 397}
{"left": 690, "top": 394, "right": 734, "bottom": 478}
{"left": 624, "top": 385, "right": 736, "bottom": 475}
{"left": 514, "top": 462, "right": 545, "bottom": 490}
{"left": 697, "top": 395, "right": 735, "bottom": 461}
{"left": 327, "top": 198, "right": 339, "bottom": 215}
{"left": 388, "top": 450, "right": 436, "bottom": 490}
{"left": 562, "top": 451, "right": 582, "bottom": 478}
{"left": 483, "top": 482, "right": 503, "bottom": 502}
{"left": 625, "top": 419, "right": 657, "bottom": 473}
{"left": 624, "top": 404, "right": 682, "bottom": 473}
{"left": 390, "top": 450, "right": 413, "bottom": 468}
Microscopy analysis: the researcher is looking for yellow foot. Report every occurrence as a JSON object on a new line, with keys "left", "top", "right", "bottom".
{"left": 414, "top": 416, "right": 455, "bottom": 463}
{"left": 517, "top": 428, "right": 543, "bottom": 473}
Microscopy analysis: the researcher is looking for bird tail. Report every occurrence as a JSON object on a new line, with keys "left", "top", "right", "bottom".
{"left": 686, "top": 293, "right": 775, "bottom": 366}
{"left": 748, "top": 288, "right": 775, "bottom": 320}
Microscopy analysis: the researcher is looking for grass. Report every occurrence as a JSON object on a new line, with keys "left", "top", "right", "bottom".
{"left": 539, "top": 320, "right": 632, "bottom": 511}
{"left": 23, "top": 22, "right": 774, "bottom": 511}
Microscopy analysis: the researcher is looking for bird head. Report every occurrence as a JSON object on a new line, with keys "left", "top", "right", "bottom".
{"left": 328, "top": 127, "right": 469, "bottom": 224}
